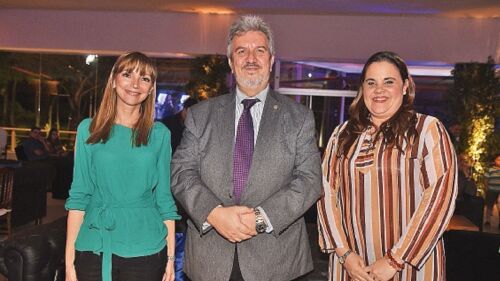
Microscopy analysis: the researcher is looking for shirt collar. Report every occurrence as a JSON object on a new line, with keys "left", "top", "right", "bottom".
{"left": 235, "top": 86, "right": 269, "bottom": 105}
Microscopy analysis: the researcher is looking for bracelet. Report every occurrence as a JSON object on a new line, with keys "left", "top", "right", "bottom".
{"left": 386, "top": 251, "right": 404, "bottom": 271}
{"left": 167, "top": 255, "right": 176, "bottom": 262}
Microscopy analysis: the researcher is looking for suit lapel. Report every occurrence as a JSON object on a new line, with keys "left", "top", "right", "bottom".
{"left": 216, "top": 93, "right": 236, "bottom": 199}
{"left": 241, "top": 91, "right": 283, "bottom": 202}
{"left": 254, "top": 91, "right": 282, "bottom": 158}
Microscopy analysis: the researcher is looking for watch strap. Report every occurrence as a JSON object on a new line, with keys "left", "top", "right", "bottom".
{"left": 254, "top": 208, "right": 267, "bottom": 233}
{"left": 338, "top": 249, "right": 352, "bottom": 265}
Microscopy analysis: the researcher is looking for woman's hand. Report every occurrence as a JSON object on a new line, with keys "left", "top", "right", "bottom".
{"left": 162, "top": 260, "right": 175, "bottom": 281}
{"left": 65, "top": 211, "right": 84, "bottom": 281}
{"left": 343, "top": 253, "right": 374, "bottom": 281}
{"left": 65, "top": 264, "right": 78, "bottom": 281}
{"left": 368, "top": 258, "right": 398, "bottom": 281}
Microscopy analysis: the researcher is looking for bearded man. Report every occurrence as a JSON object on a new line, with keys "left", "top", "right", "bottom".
{"left": 171, "top": 15, "right": 321, "bottom": 281}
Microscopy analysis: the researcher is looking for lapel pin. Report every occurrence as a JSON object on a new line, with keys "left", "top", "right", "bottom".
{"left": 273, "top": 105, "right": 279, "bottom": 110}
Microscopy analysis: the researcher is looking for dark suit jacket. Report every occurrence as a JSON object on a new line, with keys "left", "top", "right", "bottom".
{"left": 171, "top": 90, "right": 322, "bottom": 281}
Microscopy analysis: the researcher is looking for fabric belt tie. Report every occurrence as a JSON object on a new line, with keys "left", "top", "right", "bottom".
{"left": 87, "top": 196, "right": 155, "bottom": 281}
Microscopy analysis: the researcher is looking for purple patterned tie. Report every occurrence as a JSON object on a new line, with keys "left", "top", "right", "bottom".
{"left": 233, "top": 98, "right": 259, "bottom": 203}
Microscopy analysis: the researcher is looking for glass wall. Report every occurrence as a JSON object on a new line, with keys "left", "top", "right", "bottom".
{"left": 0, "top": 51, "right": 194, "bottom": 153}
{"left": 275, "top": 60, "right": 456, "bottom": 151}
{"left": 0, "top": 51, "right": 456, "bottom": 155}
{"left": 276, "top": 61, "right": 358, "bottom": 151}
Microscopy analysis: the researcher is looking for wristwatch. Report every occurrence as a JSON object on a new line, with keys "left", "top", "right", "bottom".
{"left": 338, "top": 249, "right": 352, "bottom": 265}
{"left": 254, "top": 208, "right": 268, "bottom": 233}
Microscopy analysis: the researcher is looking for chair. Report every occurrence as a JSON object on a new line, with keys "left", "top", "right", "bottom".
{"left": 14, "top": 145, "right": 27, "bottom": 161}
{"left": 0, "top": 168, "right": 14, "bottom": 238}
{"left": 454, "top": 195, "right": 484, "bottom": 231}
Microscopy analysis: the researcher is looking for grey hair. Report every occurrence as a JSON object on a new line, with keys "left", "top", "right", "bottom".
{"left": 226, "top": 15, "right": 275, "bottom": 59}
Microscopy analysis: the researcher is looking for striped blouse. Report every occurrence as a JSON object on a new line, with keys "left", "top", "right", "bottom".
{"left": 317, "top": 114, "right": 457, "bottom": 281}
{"left": 486, "top": 166, "right": 500, "bottom": 192}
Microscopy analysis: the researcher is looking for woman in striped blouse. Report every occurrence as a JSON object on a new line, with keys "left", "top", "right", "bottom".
{"left": 318, "top": 51, "right": 457, "bottom": 281}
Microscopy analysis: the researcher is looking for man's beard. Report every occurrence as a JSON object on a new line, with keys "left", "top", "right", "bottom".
{"left": 236, "top": 74, "right": 266, "bottom": 89}
{"left": 236, "top": 64, "right": 269, "bottom": 89}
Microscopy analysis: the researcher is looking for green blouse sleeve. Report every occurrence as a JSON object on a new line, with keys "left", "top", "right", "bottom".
{"left": 65, "top": 119, "right": 94, "bottom": 211}
{"left": 155, "top": 125, "right": 181, "bottom": 221}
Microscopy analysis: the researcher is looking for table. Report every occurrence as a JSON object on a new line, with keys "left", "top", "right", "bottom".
{"left": 447, "top": 215, "right": 480, "bottom": 232}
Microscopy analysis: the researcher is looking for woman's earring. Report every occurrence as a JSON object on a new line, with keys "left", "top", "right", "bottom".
{"left": 403, "top": 91, "right": 407, "bottom": 96}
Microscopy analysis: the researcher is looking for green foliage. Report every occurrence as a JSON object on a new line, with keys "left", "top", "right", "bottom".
{"left": 185, "top": 55, "right": 230, "bottom": 100}
{"left": 0, "top": 52, "right": 40, "bottom": 126}
{"left": 0, "top": 51, "right": 115, "bottom": 129}
{"left": 448, "top": 57, "right": 500, "bottom": 192}
{"left": 450, "top": 58, "right": 497, "bottom": 124}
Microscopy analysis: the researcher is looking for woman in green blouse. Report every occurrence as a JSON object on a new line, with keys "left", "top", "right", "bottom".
{"left": 65, "top": 52, "right": 180, "bottom": 281}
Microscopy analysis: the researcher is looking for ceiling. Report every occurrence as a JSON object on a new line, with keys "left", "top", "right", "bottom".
{"left": 1, "top": 0, "right": 498, "bottom": 77}
{"left": 1, "top": 0, "right": 499, "bottom": 18}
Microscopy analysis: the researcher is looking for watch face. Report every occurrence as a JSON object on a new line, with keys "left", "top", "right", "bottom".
{"left": 255, "top": 222, "right": 267, "bottom": 233}
{"left": 254, "top": 208, "right": 267, "bottom": 233}
{"left": 256, "top": 223, "right": 266, "bottom": 233}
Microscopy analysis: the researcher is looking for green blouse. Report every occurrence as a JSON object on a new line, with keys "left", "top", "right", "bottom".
{"left": 65, "top": 118, "right": 180, "bottom": 281}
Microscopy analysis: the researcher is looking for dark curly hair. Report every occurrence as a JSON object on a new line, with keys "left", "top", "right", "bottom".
{"left": 338, "top": 51, "right": 418, "bottom": 156}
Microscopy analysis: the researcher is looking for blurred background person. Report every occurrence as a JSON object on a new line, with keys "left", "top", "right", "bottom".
{"left": 22, "top": 126, "right": 49, "bottom": 161}
{"left": 484, "top": 153, "right": 500, "bottom": 228}
{"left": 162, "top": 97, "right": 198, "bottom": 152}
{"left": 46, "top": 127, "right": 74, "bottom": 199}
{"left": 456, "top": 153, "right": 477, "bottom": 200}
{"left": 46, "top": 128, "right": 68, "bottom": 157}
{"left": 447, "top": 122, "right": 461, "bottom": 149}
{"left": 318, "top": 51, "right": 457, "bottom": 281}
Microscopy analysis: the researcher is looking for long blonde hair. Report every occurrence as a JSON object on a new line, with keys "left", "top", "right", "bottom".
{"left": 87, "top": 52, "right": 157, "bottom": 146}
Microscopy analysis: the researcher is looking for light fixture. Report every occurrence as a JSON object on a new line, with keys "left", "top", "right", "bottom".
{"left": 86, "top": 54, "right": 98, "bottom": 65}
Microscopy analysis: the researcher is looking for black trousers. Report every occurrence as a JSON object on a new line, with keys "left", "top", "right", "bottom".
{"left": 74, "top": 247, "right": 167, "bottom": 281}
{"left": 229, "top": 247, "right": 245, "bottom": 281}
{"left": 185, "top": 247, "right": 244, "bottom": 281}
